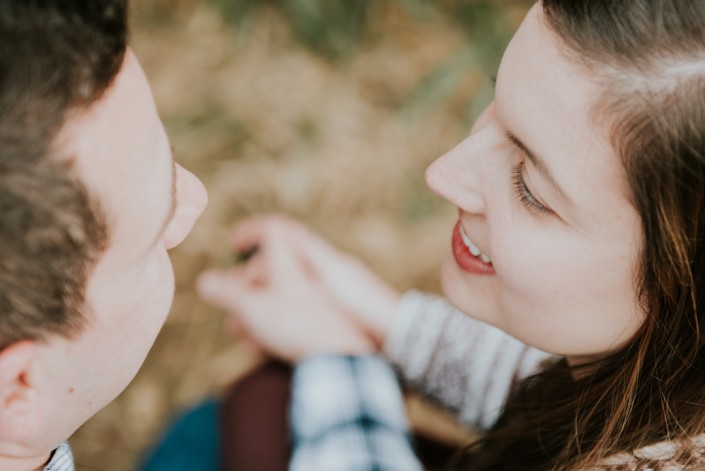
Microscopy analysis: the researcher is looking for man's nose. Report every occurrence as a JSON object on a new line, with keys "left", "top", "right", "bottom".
{"left": 163, "top": 164, "right": 208, "bottom": 250}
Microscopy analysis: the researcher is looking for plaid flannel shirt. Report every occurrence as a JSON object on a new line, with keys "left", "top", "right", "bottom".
{"left": 43, "top": 442, "right": 74, "bottom": 471}
{"left": 290, "top": 355, "right": 422, "bottom": 471}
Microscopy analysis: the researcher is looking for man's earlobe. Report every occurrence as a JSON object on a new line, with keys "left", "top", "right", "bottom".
{"left": 0, "top": 341, "right": 43, "bottom": 442}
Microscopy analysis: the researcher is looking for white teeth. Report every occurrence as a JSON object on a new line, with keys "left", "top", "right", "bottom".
{"left": 460, "top": 226, "right": 492, "bottom": 264}
{"left": 461, "top": 230, "right": 481, "bottom": 256}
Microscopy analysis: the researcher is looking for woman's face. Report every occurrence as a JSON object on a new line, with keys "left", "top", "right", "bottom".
{"left": 426, "top": 4, "right": 644, "bottom": 363}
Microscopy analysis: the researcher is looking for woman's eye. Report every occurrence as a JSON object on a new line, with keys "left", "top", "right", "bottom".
{"left": 511, "top": 162, "right": 554, "bottom": 216}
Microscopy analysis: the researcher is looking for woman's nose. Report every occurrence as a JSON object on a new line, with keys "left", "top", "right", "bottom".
{"left": 425, "top": 137, "right": 488, "bottom": 215}
{"left": 163, "top": 164, "right": 208, "bottom": 250}
{"left": 425, "top": 103, "right": 496, "bottom": 215}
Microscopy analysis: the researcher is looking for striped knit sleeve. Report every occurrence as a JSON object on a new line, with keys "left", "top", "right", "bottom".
{"left": 384, "top": 291, "right": 555, "bottom": 431}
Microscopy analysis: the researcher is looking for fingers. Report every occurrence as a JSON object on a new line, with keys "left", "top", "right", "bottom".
{"left": 225, "top": 313, "right": 264, "bottom": 356}
{"left": 228, "top": 214, "right": 294, "bottom": 254}
{"left": 260, "top": 225, "right": 303, "bottom": 283}
{"left": 227, "top": 214, "right": 271, "bottom": 253}
{"left": 197, "top": 269, "right": 260, "bottom": 349}
{"left": 198, "top": 214, "right": 308, "bottom": 311}
{"left": 224, "top": 312, "right": 245, "bottom": 337}
{"left": 231, "top": 214, "right": 348, "bottom": 279}
{"left": 289, "top": 224, "right": 349, "bottom": 277}
{"left": 197, "top": 269, "right": 250, "bottom": 312}
{"left": 230, "top": 215, "right": 305, "bottom": 283}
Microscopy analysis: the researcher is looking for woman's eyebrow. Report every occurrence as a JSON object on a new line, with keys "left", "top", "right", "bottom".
{"left": 506, "top": 131, "right": 573, "bottom": 206}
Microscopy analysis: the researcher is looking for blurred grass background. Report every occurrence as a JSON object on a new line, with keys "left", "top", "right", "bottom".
{"left": 71, "top": 0, "right": 532, "bottom": 469}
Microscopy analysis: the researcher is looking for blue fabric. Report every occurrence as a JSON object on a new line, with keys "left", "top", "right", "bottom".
{"left": 140, "top": 397, "right": 220, "bottom": 471}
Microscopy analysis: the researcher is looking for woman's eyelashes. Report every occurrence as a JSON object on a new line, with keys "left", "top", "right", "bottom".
{"left": 511, "top": 162, "right": 554, "bottom": 216}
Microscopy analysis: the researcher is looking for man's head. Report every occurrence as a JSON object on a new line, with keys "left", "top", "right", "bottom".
{"left": 0, "top": 1, "right": 126, "bottom": 352}
{"left": 0, "top": 1, "right": 207, "bottom": 465}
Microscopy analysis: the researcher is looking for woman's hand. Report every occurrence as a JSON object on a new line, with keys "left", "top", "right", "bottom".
{"left": 263, "top": 216, "right": 402, "bottom": 347}
{"left": 196, "top": 215, "right": 394, "bottom": 362}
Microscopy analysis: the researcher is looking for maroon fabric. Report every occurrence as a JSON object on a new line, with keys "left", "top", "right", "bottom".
{"left": 219, "top": 361, "right": 459, "bottom": 471}
{"left": 219, "top": 361, "right": 292, "bottom": 471}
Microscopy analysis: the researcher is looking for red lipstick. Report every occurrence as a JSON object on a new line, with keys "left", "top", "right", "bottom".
{"left": 451, "top": 221, "right": 495, "bottom": 275}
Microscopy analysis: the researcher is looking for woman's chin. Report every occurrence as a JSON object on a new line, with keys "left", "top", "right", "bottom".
{"left": 439, "top": 256, "right": 497, "bottom": 324}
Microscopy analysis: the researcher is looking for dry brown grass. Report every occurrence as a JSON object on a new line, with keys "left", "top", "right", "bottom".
{"left": 70, "top": 1, "right": 529, "bottom": 469}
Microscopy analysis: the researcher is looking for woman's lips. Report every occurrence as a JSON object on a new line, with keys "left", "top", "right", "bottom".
{"left": 451, "top": 221, "right": 495, "bottom": 275}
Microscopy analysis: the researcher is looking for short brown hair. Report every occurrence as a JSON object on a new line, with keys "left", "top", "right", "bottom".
{"left": 0, "top": 2, "right": 128, "bottom": 347}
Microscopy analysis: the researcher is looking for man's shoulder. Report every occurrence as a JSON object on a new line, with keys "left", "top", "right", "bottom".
{"left": 43, "top": 443, "right": 74, "bottom": 471}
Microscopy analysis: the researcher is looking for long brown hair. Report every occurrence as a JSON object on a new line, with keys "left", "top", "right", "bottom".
{"left": 462, "top": 1, "right": 705, "bottom": 469}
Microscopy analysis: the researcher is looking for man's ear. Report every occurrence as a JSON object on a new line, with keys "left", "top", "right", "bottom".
{"left": 0, "top": 341, "right": 43, "bottom": 442}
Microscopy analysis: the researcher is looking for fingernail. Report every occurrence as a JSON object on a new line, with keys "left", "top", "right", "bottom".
{"left": 196, "top": 272, "right": 220, "bottom": 297}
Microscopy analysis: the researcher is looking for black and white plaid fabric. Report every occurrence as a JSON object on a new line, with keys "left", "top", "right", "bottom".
{"left": 43, "top": 442, "right": 74, "bottom": 471}
{"left": 290, "top": 355, "right": 422, "bottom": 471}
